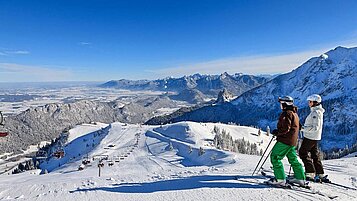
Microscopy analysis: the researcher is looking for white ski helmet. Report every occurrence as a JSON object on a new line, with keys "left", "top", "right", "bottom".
{"left": 278, "top": 96, "right": 294, "bottom": 105}
{"left": 307, "top": 94, "right": 322, "bottom": 103}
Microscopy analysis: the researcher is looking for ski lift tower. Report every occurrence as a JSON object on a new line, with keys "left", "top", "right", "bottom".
{"left": 0, "top": 111, "right": 8, "bottom": 137}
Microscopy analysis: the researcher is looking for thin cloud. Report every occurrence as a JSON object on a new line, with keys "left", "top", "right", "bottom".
{"left": 0, "top": 63, "right": 73, "bottom": 82}
{"left": 79, "top": 42, "right": 92, "bottom": 46}
{"left": 148, "top": 50, "right": 322, "bottom": 77}
{"left": 149, "top": 43, "right": 357, "bottom": 78}
{"left": 6, "top": 50, "right": 30, "bottom": 55}
{"left": 0, "top": 50, "right": 30, "bottom": 56}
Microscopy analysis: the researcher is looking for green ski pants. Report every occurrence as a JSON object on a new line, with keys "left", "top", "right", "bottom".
{"left": 270, "top": 142, "right": 305, "bottom": 180}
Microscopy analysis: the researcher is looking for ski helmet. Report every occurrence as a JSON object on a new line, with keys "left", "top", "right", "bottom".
{"left": 278, "top": 96, "right": 294, "bottom": 105}
{"left": 307, "top": 94, "right": 322, "bottom": 103}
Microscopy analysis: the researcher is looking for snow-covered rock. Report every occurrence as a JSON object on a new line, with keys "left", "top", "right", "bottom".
{"left": 215, "top": 89, "right": 235, "bottom": 104}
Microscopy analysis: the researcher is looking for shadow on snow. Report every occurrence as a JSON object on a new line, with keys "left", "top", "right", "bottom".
{"left": 70, "top": 175, "right": 268, "bottom": 194}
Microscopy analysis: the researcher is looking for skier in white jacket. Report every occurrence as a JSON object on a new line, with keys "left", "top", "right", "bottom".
{"left": 299, "top": 94, "right": 326, "bottom": 182}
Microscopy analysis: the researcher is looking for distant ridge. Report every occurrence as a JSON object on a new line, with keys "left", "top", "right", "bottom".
{"left": 99, "top": 72, "right": 269, "bottom": 98}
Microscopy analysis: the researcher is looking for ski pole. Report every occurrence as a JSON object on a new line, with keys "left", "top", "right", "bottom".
{"left": 257, "top": 148, "right": 273, "bottom": 173}
{"left": 288, "top": 166, "right": 292, "bottom": 177}
{"left": 252, "top": 136, "right": 275, "bottom": 176}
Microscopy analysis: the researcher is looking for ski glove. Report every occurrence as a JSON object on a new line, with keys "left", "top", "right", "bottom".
{"left": 271, "top": 129, "right": 278, "bottom": 135}
{"left": 300, "top": 126, "right": 305, "bottom": 132}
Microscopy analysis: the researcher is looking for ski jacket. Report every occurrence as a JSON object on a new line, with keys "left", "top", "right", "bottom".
{"left": 276, "top": 107, "right": 300, "bottom": 146}
{"left": 301, "top": 104, "right": 325, "bottom": 140}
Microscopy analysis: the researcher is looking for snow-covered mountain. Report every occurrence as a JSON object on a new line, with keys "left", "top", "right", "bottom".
{"left": 99, "top": 72, "right": 269, "bottom": 98}
{"left": 168, "top": 88, "right": 206, "bottom": 104}
{"left": 147, "top": 47, "right": 357, "bottom": 151}
{"left": 231, "top": 46, "right": 357, "bottom": 150}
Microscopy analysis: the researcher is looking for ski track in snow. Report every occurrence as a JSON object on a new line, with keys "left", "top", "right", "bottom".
{"left": 0, "top": 122, "right": 356, "bottom": 201}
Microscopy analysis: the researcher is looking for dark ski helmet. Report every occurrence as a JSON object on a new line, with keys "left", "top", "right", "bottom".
{"left": 278, "top": 96, "right": 294, "bottom": 106}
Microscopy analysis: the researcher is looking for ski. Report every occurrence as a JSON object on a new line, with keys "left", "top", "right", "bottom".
{"left": 306, "top": 175, "right": 357, "bottom": 191}
{"left": 324, "top": 181, "right": 357, "bottom": 191}
{"left": 286, "top": 179, "right": 311, "bottom": 189}
{"left": 235, "top": 176, "right": 338, "bottom": 199}
{"left": 260, "top": 172, "right": 339, "bottom": 199}
{"left": 287, "top": 180, "right": 338, "bottom": 199}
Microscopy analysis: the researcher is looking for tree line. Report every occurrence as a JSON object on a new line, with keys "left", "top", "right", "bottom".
{"left": 212, "top": 126, "right": 263, "bottom": 156}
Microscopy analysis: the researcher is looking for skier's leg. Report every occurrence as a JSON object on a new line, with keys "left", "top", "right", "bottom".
{"left": 286, "top": 146, "right": 305, "bottom": 180}
{"left": 298, "top": 138, "right": 315, "bottom": 174}
{"left": 270, "top": 142, "right": 289, "bottom": 180}
{"left": 310, "top": 141, "right": 324, "bottom": 175}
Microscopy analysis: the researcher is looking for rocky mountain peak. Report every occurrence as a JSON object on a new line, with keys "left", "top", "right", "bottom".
{"left": 215, "top": 88, "right": 234, "bottom": 104}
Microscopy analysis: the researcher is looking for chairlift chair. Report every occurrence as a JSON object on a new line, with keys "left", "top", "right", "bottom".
{"left": 53, "top": 149, "right": 65, "bottom": 158}
{"left": 36, "top": 150, "right": 48, "bottom": 159}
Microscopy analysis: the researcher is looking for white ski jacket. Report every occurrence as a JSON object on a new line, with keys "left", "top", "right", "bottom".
{"left": 301, "top": 104, "right": 325, "bottom": 140}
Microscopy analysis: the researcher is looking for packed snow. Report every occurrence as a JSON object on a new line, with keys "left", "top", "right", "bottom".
{"left": 0, "top": 122, "right": 356, "bottom": 201}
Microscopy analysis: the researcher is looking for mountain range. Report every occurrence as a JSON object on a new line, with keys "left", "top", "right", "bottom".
{"left": 146, "top": 46, "right": 357, "bottom": 151}
{"left": 99, "top": 72, "right": 269, "bottom": 99}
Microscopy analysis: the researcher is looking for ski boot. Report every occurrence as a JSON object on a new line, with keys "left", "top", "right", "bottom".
{"left": 314, "top": 175, "right": 322, "bottom": 183}
{"left": 305, "top": 173, "right": 315, "bottom": 181}
{"left": 315, "top": 174, "right": 331, "bottom": 183}
{"left": 265, "top": 177, "right": 286, "bottom": 187}
{"left": 288, "top": 178, "right": 310, "bottom": 189}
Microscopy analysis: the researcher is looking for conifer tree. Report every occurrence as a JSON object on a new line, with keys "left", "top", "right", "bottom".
{"left": 199, "top": 147, "right": 205, "bottom": 156}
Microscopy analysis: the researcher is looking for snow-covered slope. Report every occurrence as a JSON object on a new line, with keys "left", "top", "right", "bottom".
{"left": 40, "top": 121, "right": 272, "bottom": 172}
{"left": 0, "top": 122, "right": 356, "bottom": 201}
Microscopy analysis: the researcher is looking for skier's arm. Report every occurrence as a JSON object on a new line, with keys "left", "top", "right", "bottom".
{"left": 276, "top": 113, "right": 292, "bottom": 136}
{"left": 305, "top": 111, "right": 322, "bottom": 132}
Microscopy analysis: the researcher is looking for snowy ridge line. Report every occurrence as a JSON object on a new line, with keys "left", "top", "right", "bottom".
{"left": 146, "top": 129, "right": 231, "bottom": 167}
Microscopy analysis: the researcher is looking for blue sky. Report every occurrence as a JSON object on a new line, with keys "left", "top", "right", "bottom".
{"left": 0, "top": 0, "right": 357, "bottom": 82}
